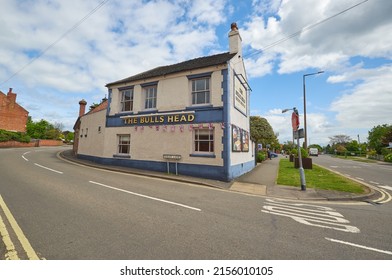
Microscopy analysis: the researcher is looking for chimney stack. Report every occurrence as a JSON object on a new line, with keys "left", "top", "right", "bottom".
{"left": 229, "top": 22, "right": 242, "bottom": 55}
{"left": 7, "top": 88, "right": 17, "bottom": 104}
{"left": 78, "top": 99, "right": 87, "bottom": 117}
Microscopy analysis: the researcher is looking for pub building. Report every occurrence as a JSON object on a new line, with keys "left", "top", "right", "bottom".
{"left": 73, "top": 23, "right": 255, "bottom": 181}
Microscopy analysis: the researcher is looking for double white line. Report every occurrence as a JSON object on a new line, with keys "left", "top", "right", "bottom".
{"left": 0, "top": 195, "right": 40, "bottom": 260}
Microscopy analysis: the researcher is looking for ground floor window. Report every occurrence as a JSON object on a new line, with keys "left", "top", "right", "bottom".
{"left": 194, "top": 128, "right": 214, "bottom": 153}
{"left": 118, "top": 134, "right": 130, "bottom": 154}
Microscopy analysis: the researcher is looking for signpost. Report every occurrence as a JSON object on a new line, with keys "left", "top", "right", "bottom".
{"left": 291, "top": 108, "right": 306, "bottom": 191}
{"left": 163, "top": 154, "right": 181, "bottom": 175}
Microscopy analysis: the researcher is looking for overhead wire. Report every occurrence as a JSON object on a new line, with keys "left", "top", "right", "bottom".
{"left": 0, "top": 0, "right": 110, "bottom": 85}
{"left": 243, "top": 0, "right": 369, "bottom": 59}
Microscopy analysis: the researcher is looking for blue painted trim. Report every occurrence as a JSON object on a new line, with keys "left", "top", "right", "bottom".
{"left": 185, "top": 104, "right": 213, "bottom": 110}
{"left": 113, "top": 154, "right": 131, "bottom": 158}
{"left": 228, "top": 160, "right": 255, "bottom": 180}
{"left": 77, "top": 154, "right": 227, "bottom": 181}
{"left": 221, "top": 68, "right": 230, "bottom": 180}
{"left": 106, "top": 107, "right": 224, "bottom": 127}
{"left": 186, "top": 72, "right": 212, "bottom": 79}
{"left": 106, "top": 89, "right": 112, "bottom": 117}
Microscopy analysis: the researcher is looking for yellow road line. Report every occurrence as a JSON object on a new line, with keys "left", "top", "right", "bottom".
{"left": 0, "top": 213, "right": 20, "bottom": 260}
{"left": 0, "top": 195, "right": 40, "bottom": 260}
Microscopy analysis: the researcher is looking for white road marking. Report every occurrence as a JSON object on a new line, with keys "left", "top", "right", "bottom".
{"left": 22, "top": 151, "right": 31, "bottom": 162}
{"left": 262, "top": 199, "right": 360, "bottom": 233}
{"left": 330, "top": 166, "right": 338, "bottom": 168}
{"left": 325, "top": 238, "right": 392, "bottom": 256}
{"left": 355, "top": 177, "right": 364, "bottom": 181}
{"left": 89, "top": 181, "right": 201, "bottom": 212}
{"left": 34, "top": 163, "right": 63, "bottom": 174}
{"left": 369, "top": 181, "right": 380, "bottom": 185}
{"left": 372, "top": 187, "right": 392, "bottom": 204}
{"left": 0, "top": 195, "right": 40, "bottom": 260}
{"left": 379, "top": 185, "right": 392, "bottom": 191}
{"left": 344, "top": 174, "right": 352, "bottom": 177}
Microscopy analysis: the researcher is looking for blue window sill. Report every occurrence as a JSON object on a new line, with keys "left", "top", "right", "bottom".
{"left": 189, "top": 153, "right": 216, "bottom": 158}
{"left": 113, "top": 154, "right": 131, "bottom": 159}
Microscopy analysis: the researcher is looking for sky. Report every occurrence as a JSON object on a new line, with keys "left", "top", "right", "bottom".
{"left": 0, "top": 0, "right": 391, "bottom": 146}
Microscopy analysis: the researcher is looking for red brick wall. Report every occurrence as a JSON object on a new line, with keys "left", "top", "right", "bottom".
{"left": 0, "top": 141, "right": 37, "bottom": 148}
{"left": 0, "top": 140, "right": 63, "bottom": 148}
{"left": 38, "top": 140, "right": 63, "bottom": 146}
{"left": 0, "top": 90, "right": 29, "bottom": 132}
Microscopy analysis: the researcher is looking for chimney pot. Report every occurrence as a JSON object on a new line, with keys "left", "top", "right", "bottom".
{"left": 229, "top": 22, "right": 242, "bottom": 55}
{"left": 231, "top": 22, "right": 238, "bottom": 31}
{"left": 79, "top": 99, "right": 87, "bottom": 117}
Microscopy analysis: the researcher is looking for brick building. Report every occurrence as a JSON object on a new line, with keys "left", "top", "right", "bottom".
{"left": 0, "top": 88, "right": 29, "bottom": 132}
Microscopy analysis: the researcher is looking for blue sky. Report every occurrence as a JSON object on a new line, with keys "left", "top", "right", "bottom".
{"left": 1, "top": 0, "right": 391, "bottom": 146}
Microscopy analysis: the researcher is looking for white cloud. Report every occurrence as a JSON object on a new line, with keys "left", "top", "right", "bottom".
{"left": 0, "top": 0, "right": 231, "bottom": 130}
{"left": 259, "top": 108, "right": 346, "bottom": 146}
{"left": 242, "top": 0, "right": 392, "bottom": 76}
{"left": 330, "top": 65, "right": 392, "bottom": 128}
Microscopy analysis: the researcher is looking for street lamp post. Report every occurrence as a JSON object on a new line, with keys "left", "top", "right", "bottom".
{"left": 282, "top": 107, "right": 306, "bottom": 191}
{"left": 303, "top": 71, "right": 324, "bottom": 149}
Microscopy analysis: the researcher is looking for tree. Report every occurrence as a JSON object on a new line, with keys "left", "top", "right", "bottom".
{"left": 335, "top": 144, "right": 347, "bottom": 155}
{"left": 250, "top": 116, "right": 278, "bottom": 149}
{"left": 329, "top": 134, "right": 352, "bottom": 145}
{"left": 346, "top": 140, "right": 359, "bottom": 152}
{"left": 282, "top": 141, "right": 295, "bottom": 153}
{"left": 26, "top": 118, "right": 62, "bottom": 140}
{"left": 308, "top": 144, "right": 322, "bottom": 151}
{"left": 368, "top": 124, "right": 392, "bottom": 154}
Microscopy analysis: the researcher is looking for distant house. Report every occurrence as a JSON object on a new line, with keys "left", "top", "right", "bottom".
{"left": 0, "top": 88, "right": 29, "bottom": 132}
{"left": 73, "top": 98, "right": 108, "bottom": 155}
{"left": 73, "top": 23, "right": 254, "bottom": 181}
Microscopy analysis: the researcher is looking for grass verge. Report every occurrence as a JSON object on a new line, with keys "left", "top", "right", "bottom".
{"left": 277, "top": 159, "right": 366, "bottom": 193}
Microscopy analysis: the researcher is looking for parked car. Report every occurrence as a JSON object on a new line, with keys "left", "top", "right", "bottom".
{"left": 270, "top": 152, "right": 278, "bottom": 158}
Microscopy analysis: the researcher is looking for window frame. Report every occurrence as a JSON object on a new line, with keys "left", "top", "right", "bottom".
{"left": 120, "top": 88, "right": 134, "bottom": 112}
{"left": 193, "top": 128, "right": 214, "bottom": 155}
{"left": 117, "top": 134, "right": 131, "bottom": 155}
{"left": 143, "top": 85, "right": 157, "bottom": 110}
{"left": 191, "top": 77, "right": 211, "bottom": 106}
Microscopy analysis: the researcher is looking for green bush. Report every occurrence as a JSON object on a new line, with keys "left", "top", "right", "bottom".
{"left": 385, "top": 153, "right": 392, "bottom": 163}
{"left": 0, "top": 129, "right": 31, "bottom": 143}
{"left": 291, "top": 147, "right": 308, "bottom": 158}
{"left": 257, "top": 152, "right": 266, "bottom": 162}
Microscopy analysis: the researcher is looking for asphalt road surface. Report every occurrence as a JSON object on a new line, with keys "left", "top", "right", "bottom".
{"left": 1, "top": 147, "right": 391, "bottom": 260}
{"left": 312, "top": 154, "right": 392, "bottom": 194}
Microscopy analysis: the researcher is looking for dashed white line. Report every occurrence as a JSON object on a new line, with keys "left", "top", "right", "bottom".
{"left": 34, "top": 163, "right": 63, "bottom": 174}
{"left": 379, "top": 185, "right": 392, "bottom": 191}
{"left": 369, "top": 181, "right": 380, "bottom": 185}
{"left": 22, "top": 151, "right": 31, "bottom": 162}
{"left": 355, "top": 177, "right": 364, "bottom": 181}
{"left": 325, "top": 238, "right": 392, "bottom": 256}
{"left": 89, "top": 181, "right": 201, "bottom": 212}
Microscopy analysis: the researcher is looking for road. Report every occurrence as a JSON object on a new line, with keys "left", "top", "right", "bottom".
{"left": 312, "top": 154, "right": 392, "bottom": 194}
{"left": 1, "top": 147, "right": 392, "bottom": 260}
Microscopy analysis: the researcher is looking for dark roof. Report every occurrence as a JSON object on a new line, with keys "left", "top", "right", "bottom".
{"left": 106, "top": 52, "right": 236, "bottom": 87}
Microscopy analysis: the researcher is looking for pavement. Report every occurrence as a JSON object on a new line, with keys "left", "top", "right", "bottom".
{"left": 59, "top": 150, "right": 376, "bottom": 201}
